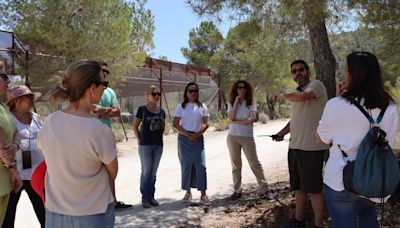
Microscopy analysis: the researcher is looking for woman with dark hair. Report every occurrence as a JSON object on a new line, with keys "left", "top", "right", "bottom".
{"left": 226, "top": 80, "right": 268, "bottom": 200}
{"left": 38, "top": 60, "right": 118, "bottom": 227}
{"left": 317, "top": 52, "right": 398, "bottom": 227}
{"left": 132, "top": 85, "right": 165, "bottom": 208}
{"left": 173, "top": 82, "right": 210, "bottom": 205}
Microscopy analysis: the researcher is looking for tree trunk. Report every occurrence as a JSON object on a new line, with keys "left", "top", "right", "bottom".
{"left": 266, "top": 92, "right": 277, "bottom": 119}
{"left": 304, "top": 0, "right": 336, "bottom": 99}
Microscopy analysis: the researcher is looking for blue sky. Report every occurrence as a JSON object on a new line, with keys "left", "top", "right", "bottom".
{"left": 145, "top": 0, "right": 232, "bottom": 64}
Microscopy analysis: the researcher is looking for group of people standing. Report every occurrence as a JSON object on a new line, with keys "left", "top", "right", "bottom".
{"left": 271, "top": 53, "right": 398, "bottom": 228}
{"left": 0, "top": 50, "right": 397, "bottom": 228}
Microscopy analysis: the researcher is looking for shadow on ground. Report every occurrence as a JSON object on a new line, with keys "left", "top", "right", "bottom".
{"left": 115, "top": 181, "right": 400, "bottom": 227}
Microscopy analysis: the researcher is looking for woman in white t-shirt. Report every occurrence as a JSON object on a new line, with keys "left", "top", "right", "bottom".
{"left": 38, "top": 60, "right": 118, "bottom": 227}
{"left": 226, "top": 80, "right": 268, "bottom": 200}
{"left": 317, "top": 52, "right": 398, "bottom": 228}
{"left": 173, "top": 82, "right": 210, "bottom": 205}
{"left": 3, "top": 85, "right": 45, "bottom": 227}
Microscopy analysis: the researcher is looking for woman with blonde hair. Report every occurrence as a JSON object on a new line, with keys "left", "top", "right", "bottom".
{"left": 132, "top": 85, "right": 166, "bottom": 208}
{"left": 0, "top": 62, "right": 22, "bottom": 224}
{"left": 38, "top": 60, "right": 118, "bottom": 227}
{"left": 2, "top": 85, "right": 45, "bottom": 227}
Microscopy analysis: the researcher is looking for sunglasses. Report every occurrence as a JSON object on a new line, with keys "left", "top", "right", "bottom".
{"left": 237, "top": 85, "right": 246, "bottom": 90}
{"left": 0, "top": 74, "right": 9, "bottom": 82}
{"left": 188, "top": 89, "right": 199, "bottom": 94}
{"left": 95, "top": 80, "right": 109, "bottom": 88}
{"left": 151, "top": 92, "right": 161, "bottom": 97}
{"left": 102, "top": 68, "right": 110, "bottom": 75}
{"left": 291, "top": 68, "right": 305, "bottom": 74}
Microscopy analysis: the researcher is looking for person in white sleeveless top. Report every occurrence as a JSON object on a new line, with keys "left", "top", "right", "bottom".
{"left": 317, "top": 52, "right": 398, "bottom": 228}
{"left": 2, "top": 85, "right": 45, "bottom": 227}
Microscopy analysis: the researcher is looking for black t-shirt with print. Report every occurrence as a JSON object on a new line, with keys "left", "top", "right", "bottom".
{"left": 136, "top": 105, "right": 166, "bottom": 145}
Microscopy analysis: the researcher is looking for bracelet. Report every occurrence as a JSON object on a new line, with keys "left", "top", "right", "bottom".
{"left": 3, "top": 161, "right": 16, "bottom": 169}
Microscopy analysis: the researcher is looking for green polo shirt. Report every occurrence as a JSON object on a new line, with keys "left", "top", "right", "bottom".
{"left": 98, "top": 87, "right": 119, "bottom": 128}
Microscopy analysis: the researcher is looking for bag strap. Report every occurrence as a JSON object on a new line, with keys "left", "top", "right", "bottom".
{"left": 349, "top": 97, "right": 387, "bottom": 124}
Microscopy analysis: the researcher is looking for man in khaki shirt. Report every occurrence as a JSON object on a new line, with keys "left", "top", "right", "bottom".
{"left": 273, "top": 60, "right": 329, "bottom": 228}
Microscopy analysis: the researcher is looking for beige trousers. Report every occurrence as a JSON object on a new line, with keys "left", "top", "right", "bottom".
{"left": 226, "top": 135, "right": 267, "bottom": 192}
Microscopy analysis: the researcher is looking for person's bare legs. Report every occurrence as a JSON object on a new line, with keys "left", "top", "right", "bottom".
{"left": 295, "top": 189, "right": 307, "bottom": 221}
{"left": 310, "top": 193, "right": 324, "bottom": 227}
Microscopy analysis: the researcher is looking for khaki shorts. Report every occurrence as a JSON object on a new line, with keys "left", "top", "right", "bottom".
{"left": 288, "top": 148, "right": 326, "bottom": 193}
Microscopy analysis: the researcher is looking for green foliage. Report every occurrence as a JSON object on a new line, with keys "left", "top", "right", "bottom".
{"left": 349, "top": 1, "right": 400, "bottom": 87}
{"left": 277, "top": 103, "right": 291, "bottom": 118}
{"left": 387, "top": 80, "right": 400, "bottom": 150}
{"left": 181, "top": 21, "right": 224, "bottom": 68}
{"left": 213, "top": 111, "right": 229, "bottom": 131}
{"left": 0, "top": 0, "right": 154, "bottom": 87}
{"left": 112, "top": 121, "right": 132, "bottom": 142}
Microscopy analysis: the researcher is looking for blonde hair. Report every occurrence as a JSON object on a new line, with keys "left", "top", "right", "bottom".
{"left": 146, "top": 85, "right": 159, "bottom": 96}
{"left": 48, "top": 60, "right": 102, "bottom": 104}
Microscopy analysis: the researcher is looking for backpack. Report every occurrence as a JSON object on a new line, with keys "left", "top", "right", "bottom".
{"left": 340, "top": 99, "right": 400, "bottom": 198}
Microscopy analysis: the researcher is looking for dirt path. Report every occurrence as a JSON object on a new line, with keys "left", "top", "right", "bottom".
{"left": 15, "top": 120, "right": 290, "bottom": 227}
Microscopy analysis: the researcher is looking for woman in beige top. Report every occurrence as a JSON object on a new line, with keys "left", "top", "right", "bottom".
{"left": 37, "top": 60, "right": 118, "bottom": 227}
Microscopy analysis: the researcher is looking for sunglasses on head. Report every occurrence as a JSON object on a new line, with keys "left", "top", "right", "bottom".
{"left": 237, "top": 85, "right": 246, "bottom": 90}
{"left": 188, "top": 89, "right": 199, "bottom": 94}
{"left": 94, "top": 80, "right": 109, "bottom": 88}
{"left": 0, "top": 74, "right": 9, "bottom": 81}
{"left": 151, "top": 92, "right": 161, "bottom": 97}
{"left": 291, "top": 68, "right": 305, "bottom": 74}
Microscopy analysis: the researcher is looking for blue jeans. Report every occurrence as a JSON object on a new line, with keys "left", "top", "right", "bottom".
{"left": 324, "top": 184, "right": 378, "bottom": 228}
{"left": 45, "top": 203, "right": 114, "bottom": 228}
{"left": 139, "top": 145, "right": 163, "bottom": 199}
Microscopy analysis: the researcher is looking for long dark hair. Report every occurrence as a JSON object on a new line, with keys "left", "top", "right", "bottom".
{"left": 342, "top": 52, "right": 394, "bottom": 109}
{"left": 227, "top": 80, "right": 253, "bottom": 106}
{"left": 182, "top": 82, "right": 202, "bottom": 108}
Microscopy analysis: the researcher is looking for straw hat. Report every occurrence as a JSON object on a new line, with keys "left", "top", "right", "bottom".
{"left": 6, "top": 85, "right": 41, "bottom": 105}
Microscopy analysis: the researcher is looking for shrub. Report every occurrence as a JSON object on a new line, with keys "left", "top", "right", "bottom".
{"left": 258, "top": 112, "right": 269, "bottom": 124}
{"left": 112, "top": 122, "right": 131, "bottom": 142}
{"left": 277, "top": 104, "right": 291, "bottom": 118}
{"left": 214, "top": 111, "right": 229, "bottom": 131}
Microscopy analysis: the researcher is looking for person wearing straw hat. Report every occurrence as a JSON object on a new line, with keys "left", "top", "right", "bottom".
{"left": 2, "top": 85, "right": 45, "bottom": 228}
{"left": 0, "top": 62, "right": 22, "bottom": 225}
